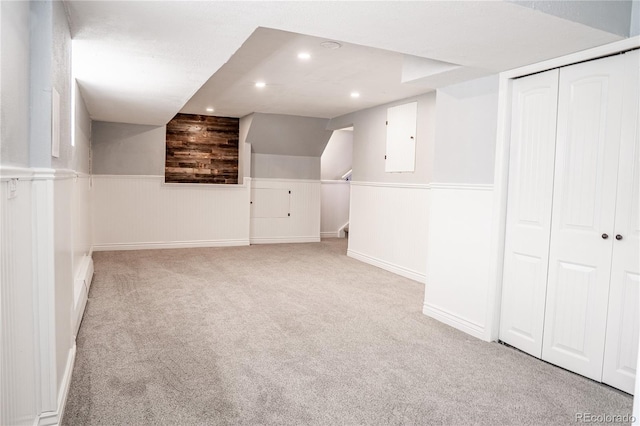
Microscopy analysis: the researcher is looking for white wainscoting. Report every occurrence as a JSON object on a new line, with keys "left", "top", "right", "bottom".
{"left": 71, "top": 174, "right": 93, "bottom": 336}
{"left": 0, "top": 167, "right": 89, "bottom": 426}
{"left": 348, "top": 181, "right": 429, "bottom": 283}
{"left": 1, "top": 176, "right": 39, "bottom": 426}
{"left": 250, "top": 178, "right": 321, "bottom": 244}
{"left": 92, "top": 175, "right": 251, "bottom": 250}
{"left": 320, "top": 180, "right": 350, "bottom": 238}
{"left": 423, "top": 183, "right": 494, "bottom": 341}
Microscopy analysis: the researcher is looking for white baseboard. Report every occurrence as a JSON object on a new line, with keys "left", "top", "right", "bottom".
{"left": 38, "top": 344, "right": 76, "bottom": 426}
{"left": 73, "top": 286, "right": 88, "bottom": 337}
{"left": 423, "top": 303, "right": 486, "bottom": 341}
{"left": 320, "top": 231, "right": 341, "bottom": 238}
{"left": 92, "top": 239, "right": 250, "bottom": 251}
{"left": 250, "top": 236, "right": 320, "bottom": 244}
{"left": 347, "top": 249, "right": 426, "bottom": 284}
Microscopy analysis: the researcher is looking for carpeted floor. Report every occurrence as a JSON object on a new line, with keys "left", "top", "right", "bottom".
{"left": 63, "top": 239, "right": 632, "bottom": 425}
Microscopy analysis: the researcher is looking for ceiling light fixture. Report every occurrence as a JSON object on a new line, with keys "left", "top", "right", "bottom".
{"left": 320, "top": 41, "right": 342, "bottom": 50}
{"left": 297, "top": 52, "right": 311, "bottom": 60}
{"left": 206, "top": 107, "right": 214, "bottom": 112}
{"left": 255, "top": 81, "right": 266, "bottom": 88}
{"left": 350, "top": 92, "right": 360, "bottom": 98}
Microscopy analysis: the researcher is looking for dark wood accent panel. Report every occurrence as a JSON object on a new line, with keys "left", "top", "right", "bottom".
{"left": 165, "top": 114, "right": 239, "bottom": 184}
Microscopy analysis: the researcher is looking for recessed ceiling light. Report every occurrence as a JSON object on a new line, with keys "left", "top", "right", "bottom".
{"left": 350, "top": 92, "right": 360, "bottom": 98}
{"left": 297, "top": 52, "right": 311, "bottom": 60}
{"left": 206, "top": 107, "right": 214, "bottom": 112}
{"left": 255, "top": 81, "right": 266, "bottom": 88}
{"left": 320, "top": 41, "right": 342, "bottom": 50}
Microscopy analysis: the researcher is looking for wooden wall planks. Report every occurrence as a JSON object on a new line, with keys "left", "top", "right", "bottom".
{"left": 165, "top": 113, "right": 239, "bottom": 184}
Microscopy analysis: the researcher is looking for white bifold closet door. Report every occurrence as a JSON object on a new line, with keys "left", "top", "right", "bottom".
{"left": 499, "top": 69, "right": 559, "bottom": 358}
{"left": 541, "top": 53, "right": 628, "bottom": 382}
{"left": 601, "top": 50, "right": 640, "bottom": 394}
{"left": 500, "top": 50, "right": 639, "bottom": 394}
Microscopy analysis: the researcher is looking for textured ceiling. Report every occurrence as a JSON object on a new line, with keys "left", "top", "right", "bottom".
{"left": 65, "top": 1, "right": 624, "bottom": 125}
{"left": 180, "top": 28, "right": 483, "bottom": 119}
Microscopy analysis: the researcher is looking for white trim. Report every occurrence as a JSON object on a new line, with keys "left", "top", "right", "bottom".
{"left": 250, "top": 236, "right": 320, "bottom": 244}
{"left": 92, "top": 239, "right": 250, "bottom": 252}
{"left": 0, "top": 165, "right": 36, "bottom": 179}
{"left": 350, "top": 180, "right": 430, "bottom": 189}
{"left": 93, "top": 174, "right": 249, "bottom": 188}
{"left": 251, "top": 177, "right": 321, "bottom": 184}
{"left": 486, "top": 37, "right": 640, "bottom": 343}
{"left": 37, "top": 345, "right": 76, "bottom": 426}
{"left": 320, "top": 231, "right": 341, "bottom": 238}
{"left": 430, "top": 182, "right": 493, "bottom": 191}
{"left": 502, "top": 37, "right": 640, "bottom": 80}
{"left": 320, "top": 179, "right": 350, "bottom": 185}
{"left": 93, "top": 174, "right": 163, "bottom": 179}
{"left": 423, "top": 303, "right": 486, "bottom": 341}
{"left": 347, "top": 249, "right": 426, "bottom": 283}
{"left": 51, "top": 169, "right": 77, "bottom": 180}
{"left": 0, "top": 167, "right": 90, "bottom": 181}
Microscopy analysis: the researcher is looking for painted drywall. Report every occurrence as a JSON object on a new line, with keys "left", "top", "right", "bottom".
{"left": 251, "top": 153, "right": 320, "bottom": 180}
{"left": 238, "top": 114, "right": 253, "bottom": 182}
{"left": 632, "top": 1, "right": 640, "bottom": 37}
{"left": 50, "top": 0, "right": 72, "bottom": 171}
{"left": 73, "top": 82, "right": 91, "bottom": 174}
{"left": 91, "top": 121, "right": 166, "bottom": 175}
{"left": 246, "top": 113, "right": 332, "bottom": 157}
{"left": 510, "top": 1, "right": 633, "bottom": 37}
{"left": 433, "top": 75, "right": 499, "bottom": 184}
{"left": 29, "top": 1, "right": 53, "bottom": 168}
{"left": 321, "top": 130, "right": 353, "bottom": 180}
{"left": 0, "top": 0, "right": 30, "bottom": 167}
{"left": 329, "top": 92, "right": 436, "bottom": 185}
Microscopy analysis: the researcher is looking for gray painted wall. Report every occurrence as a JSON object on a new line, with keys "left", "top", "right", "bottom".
{"left": 29, "top": 1, "right": 53, "bottom": 168}
{"left": 238, "top": 114, "right": 254, "bottom": 182}
{"left": 0, "top": 1, "right": 31, "bottom": 167}
{"left": 321, "top": 130, "right": 353, "bottom": 180}
{"left": 50, "top": 0, "right": 72, "bottom": 170}
{"left": 632, "top": 0, "right": 639, "bottom": 36}
{"left": 328, "top": 92, "right": 436, "bottom": 184}
{"left": 433, "top": 75, "right": 499, "bottom": 184}
{"left": 74, "top": 83, "right": 91, "bottom": 174}
{"left": 251, "top": 153, "right": 320, "bottom": 180}
{"left": 91, "top": 121, "right": 166, "bottom": 175}
{"left": 511, "top": 0, "right": 633, "bottom": 37}
{"left": 1, "top": 1, "right": 89, "bottom": 172}
{"left": 247, "top": 113, "right": 332, "bottom": 157}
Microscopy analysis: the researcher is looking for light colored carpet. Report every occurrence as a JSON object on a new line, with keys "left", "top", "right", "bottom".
{"left": 63, "top": 239, "right": 632, "bottom": 425}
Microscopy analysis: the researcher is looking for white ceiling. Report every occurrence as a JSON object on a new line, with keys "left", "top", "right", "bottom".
{"left": 180, "top": 28, "right": 485, "bottom": 119}
{"left": 65, "top": 1, "right": 625, "bottom": 126}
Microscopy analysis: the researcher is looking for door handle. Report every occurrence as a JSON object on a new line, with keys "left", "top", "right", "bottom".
{"left": 602, "top": 233, "right": 609, "bottom": 239}
{"left": 615, "top": 234, "right": 623, "bottom": 240}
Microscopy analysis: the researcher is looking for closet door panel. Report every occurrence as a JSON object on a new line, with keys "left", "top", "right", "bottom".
{"left": 500, "top": 69, "right": 559, "bottom": 357}
{"left": 602, "top": 50, "right": 640, "bottom": 394}
{"left": 542, "top": 54, "right": 626, "bottom": 381}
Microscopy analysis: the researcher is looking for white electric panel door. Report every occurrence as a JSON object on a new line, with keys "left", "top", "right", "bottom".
{"left": 385, "top": 102, "right": 417, "bottom": 172}
{"left": 251, "top": 188, "right": 290, "bottom": 218}
{"left": 499, "top": 69, "right": 559, "bottom": 358}
{"left": 602, "top": 50, "right": 640, "bottom": 395}
{"left": 542, "top": 54, "right": 627, "bottom": 381}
